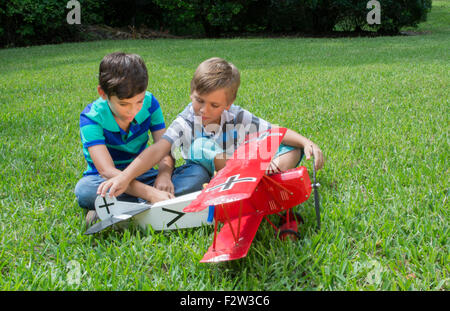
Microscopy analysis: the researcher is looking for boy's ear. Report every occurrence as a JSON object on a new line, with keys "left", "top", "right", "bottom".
{"left": 97, "top": 85, "right": 108, "bottom": 100}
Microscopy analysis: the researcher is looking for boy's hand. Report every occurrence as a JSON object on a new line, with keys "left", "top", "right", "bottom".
{"left": 154, "top": 174, "right": 175, "bottom": 195}
{"left": 303, "top": 143, "right": 324, "bottom": 171}
{"left": 97, "top": 174, "right": 131, "bottom": 198}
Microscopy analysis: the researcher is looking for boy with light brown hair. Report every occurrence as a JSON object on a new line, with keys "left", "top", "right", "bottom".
{"left": 97, "top": 57, "right": 324, "bottom": 198}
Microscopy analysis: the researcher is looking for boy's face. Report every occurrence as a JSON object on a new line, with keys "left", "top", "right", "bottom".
{"left": 98, "top": 86, "right": 145, "bottom": 125}
{"left": 191, "top": 88, "right": 232, "bottom": 126}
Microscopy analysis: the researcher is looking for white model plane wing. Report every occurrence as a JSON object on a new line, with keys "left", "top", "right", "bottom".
{"left": 84, "top": 191, "right": 213, "bottom": 235}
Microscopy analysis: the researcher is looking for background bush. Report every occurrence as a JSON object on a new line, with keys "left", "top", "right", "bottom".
{"left": 0, "top": 0, "right": 106, "bottom": 47}
{"left": 0, "top": 0, "right": 433, "bottom": 48}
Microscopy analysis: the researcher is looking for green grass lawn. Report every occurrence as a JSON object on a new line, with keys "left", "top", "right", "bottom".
{"left": 0, "top": 2, "right": 448, "bottom": 290}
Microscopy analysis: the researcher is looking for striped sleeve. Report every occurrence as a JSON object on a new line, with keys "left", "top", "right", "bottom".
{"left": 149, "top": 96, "right": 166, "bottom": 132}
{"left": 80, "top": 114, "right": 105, "bottom": 148}
{"left": 162, "top": 116, "right": 188, "bottom": 144}
{"left": 162, "top": 116, "right": 194, "bottom": 160}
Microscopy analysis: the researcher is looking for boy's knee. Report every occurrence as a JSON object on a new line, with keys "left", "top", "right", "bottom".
{"left": 190, "top": 137, "right": 223, "bottom": 159}
{"left": 75, "top": 187, "right": 95, "bottom": 211}
{"left": 173, "top": 163, "right": 211, "bottom": 196}
{"left": 190, "top": 163, "right": 211, "bottom": 184}
{"left": 272, "top": 147, "right": 303, "bottom": 172}
{"left": 74, "top": 176, "right": 102, "bottom": 210}
{"left": 189, "top": 137, "right": 224, "bottom": 175}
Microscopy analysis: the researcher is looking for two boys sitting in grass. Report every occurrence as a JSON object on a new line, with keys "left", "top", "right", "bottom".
{"left": 76, "top": 52, "right": 324, "bottom": 225}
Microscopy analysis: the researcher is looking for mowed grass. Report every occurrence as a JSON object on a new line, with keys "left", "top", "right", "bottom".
{"left": 0, "top": 2, "right": 448, "bottom": 290}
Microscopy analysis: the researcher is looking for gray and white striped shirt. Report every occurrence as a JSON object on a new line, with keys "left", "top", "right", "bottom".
{"left": 162, "top": 103, "right": 271, "bottom": 160}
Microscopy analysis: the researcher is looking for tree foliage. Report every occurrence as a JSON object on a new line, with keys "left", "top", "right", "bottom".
{"left": 0, "top": 0, "right": 433, "bottom": 47}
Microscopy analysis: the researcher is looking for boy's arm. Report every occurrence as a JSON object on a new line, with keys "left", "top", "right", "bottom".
{"left": 213, "top": 129, "right": 324, "bottom": 171}
{"left": 280, "top": 128, "right": 324, "bottom": 170}
{"left": 151, "top": 128, "right": 175, "bottom": 194}
{"left": 97, "top": 139, "right": 173, "bottom": 198}
{"left": 89, "top": 144, "right": 174, "bottom": 202}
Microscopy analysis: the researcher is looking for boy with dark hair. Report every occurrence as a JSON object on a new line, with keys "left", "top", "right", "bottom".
{"left": 75, "top": 52, "right": 210, "bottom": 225}
{"left": 97, "top": 57, "right": 324, "bottom": 198}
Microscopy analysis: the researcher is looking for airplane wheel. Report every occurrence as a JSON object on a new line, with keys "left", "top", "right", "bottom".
{"left": 279, "top": 229, "right": 301, "bottom": 241}
{"left": 277, "top": 212, "right": 303, "bottom": 241}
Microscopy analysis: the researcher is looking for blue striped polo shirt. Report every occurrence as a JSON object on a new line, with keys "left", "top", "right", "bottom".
{"left": 79, "top": 91, "right": 165, "bottom": 175}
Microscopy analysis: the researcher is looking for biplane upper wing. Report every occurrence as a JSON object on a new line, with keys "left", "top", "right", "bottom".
{"left": 200, "top": 210, "right": 264, "bottom": 263}
{"left": 184, "top": 127, "right": 287, "bottom": 213}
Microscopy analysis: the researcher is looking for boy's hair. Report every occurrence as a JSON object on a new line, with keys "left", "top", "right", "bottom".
{"left": 190, "top": 57, "right": 241, "bottom": 103}
{"left": 99, "top": 52, "right": 148, "bottom": 99}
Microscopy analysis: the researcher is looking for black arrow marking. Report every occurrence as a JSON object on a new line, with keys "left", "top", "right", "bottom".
{"left": 162, "top": 208, "right": 185, "bottom": 227}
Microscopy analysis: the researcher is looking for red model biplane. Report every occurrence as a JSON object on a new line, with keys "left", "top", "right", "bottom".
{"left": 184, "top": 127, "right": 321, "bottom": 263}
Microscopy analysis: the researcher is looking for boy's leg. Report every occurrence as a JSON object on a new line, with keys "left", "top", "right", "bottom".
{"left": 189, "top": 137, "right": 224, "bottom": 176}
{"left": 75, "top": 174, "right": 144, "bottom": 210}
{"left": 134, "top": 168, "right": 160, "bottom": 187}
{"left": 267, "top": 144, "right": 304, "bottom": 173}
{"left": 115, "top": 165, "right": 209, "bottom": 198}
{"left": 75, "top": 175, "right": 105, "bottom": 210}
{"left": 171, "top": 162, "right": 211, "bottom": 196}
{"left": 187, "top": 137, "right": 304, "bottom": 176}
{"left": 135, "top": 164, "right": 210, "bottom": 197}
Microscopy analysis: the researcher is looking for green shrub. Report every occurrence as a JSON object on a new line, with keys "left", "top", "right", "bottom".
{"left": 0, "top": 0, "right": 105, "bottom": 47}
{"left": 151, "top": 0, "right": 432, "bottom": 36}
{"left": 153, "top": 0, "right": 246, "bottom": 37}
{"left": 0, "top": 0, "right": 433, "bottom": 47}
{"left": 333, "top": 0, "right": 433, "bottom": 34}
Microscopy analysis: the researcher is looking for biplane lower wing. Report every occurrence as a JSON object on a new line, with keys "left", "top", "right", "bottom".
{"left": 200, "top": 212, "right": 264, "bottom": 263}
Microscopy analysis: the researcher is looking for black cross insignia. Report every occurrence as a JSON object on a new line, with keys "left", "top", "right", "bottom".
{"left": 99, "top": 197, "right": 114, "bottom": 214}
{"left": 206, "top": 174, "right": 257, "bottom": 192}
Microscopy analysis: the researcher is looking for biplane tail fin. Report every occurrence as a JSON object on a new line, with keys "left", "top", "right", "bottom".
{"left": 200, "top": 213, "right": 264, "bottom": 263}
